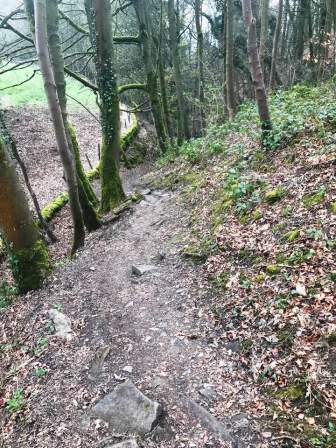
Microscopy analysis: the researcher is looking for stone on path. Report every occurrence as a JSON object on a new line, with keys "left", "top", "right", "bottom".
{"left": 186, "top": 400, "right": 237, "bottom": 445}
{"left": 107, "top": 440, "right": 138, "bottom": 448}
{"left": 93, "top": 381, "right": 162, "bottom": 435}
{"left": 131, "top": 264, "right": 157, "bottom": 276}
{"left": 198, "top": 383, "right": 217, "bottom": 402}
{"left": 48, "top": 309, "right": 74, "bottom": 341}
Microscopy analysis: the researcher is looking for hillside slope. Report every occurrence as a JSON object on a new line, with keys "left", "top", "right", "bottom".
{"left": 145, "top": 81, "right": 336, "bottom": 447}
{"left": 0, "top": 82, "right": 335, "bottom": 448}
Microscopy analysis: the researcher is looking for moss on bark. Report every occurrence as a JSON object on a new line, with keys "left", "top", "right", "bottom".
{"left": 68, "top": 124, "right": 99, "bottom": 207}
{"left": 10, "top": 239, "right": 51, "bottom": 293}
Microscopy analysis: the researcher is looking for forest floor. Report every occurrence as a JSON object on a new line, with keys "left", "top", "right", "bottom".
{"left": 1, "top": 101, "right": 336, "bottom": 448}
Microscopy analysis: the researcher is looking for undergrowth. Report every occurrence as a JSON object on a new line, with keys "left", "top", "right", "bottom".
{"left": 161, "top": 78, "right": 336, "bottom": 164}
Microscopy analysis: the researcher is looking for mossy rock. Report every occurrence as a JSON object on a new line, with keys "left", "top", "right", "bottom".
{"left": 275, "top": 385, "right": 306, "bottom": 401}
{"left": 264, "top": 188, "right": 285, "bottom": 204}
{"left": 266, "top": 264, "right": 281, "bottom": 275}
{"left": 130, "top": 192, "right": 144, "bottom": 203}
{"left": 302, "top": 189, "right": 326, "bottom": 207}
{"left": 284, "top": 228, "right": 300, "bottom": 242}
{"left": 330, "top": 202, "right": 336, "bottom": 214}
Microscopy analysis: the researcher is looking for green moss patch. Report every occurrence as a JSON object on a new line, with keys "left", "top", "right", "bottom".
{"left": 254, "top": 273, "right": 266, "bottom": 283}
{"left": 284, "top": 228, "right": 300, "bottom": 242}
{"left": 41, "top": 193, "right": 69, "bottom": 222}
{"left": 275, "top": 385, "right": 306, "bottom": 401}
{"left": 252, "top": 209, "right": 263, "bottom": 220}
{"left": 330, "top": 202, "right": 336, "bottom": 214}
{"left": 266, "top": 264, "right": 281, "bottom": 275}
{"left": 303, "top": 188, "right": 326, "bottom": 207}
{"left": 264, "top": 188, "right": 285, "bottom": 204}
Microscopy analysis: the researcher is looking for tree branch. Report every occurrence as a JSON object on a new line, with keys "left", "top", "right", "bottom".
{"left": 118, "top": 83, "right": 148, "bottom": 94}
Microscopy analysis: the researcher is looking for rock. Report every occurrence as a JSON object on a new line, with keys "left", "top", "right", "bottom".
{"left": 158, "top": 250, "right": 166, "bottom": 260}
{"left": 186, "top": 400, "right": 236, "bottom": 444}
{"left": 131, "top": 265, "right": 157, "bottom": 276}
{"left": 93, "top": 381, "right": 162, "bottom": 435}
{"left": 106, "top": 440, "right": 138, "bottom": 448}
{"left": 150, "top": 424, "right": 173, "bottom": 442}
{"left": 122, "top": 365, "right": 133, "bottom": 373}
{"left": 198, "top": 384, "right": 217, "bottom": 401}
{"left": 48, "top": 309, "right": 74, "bottom": 341}
{"left": 152, "top": 375, "right": 169, "bottom": 390}
{"left": 140, "top": 188, "right": 151, "bottom": 195}
{"left": 225, "top": 340, "right": 242, "bottom": 353}
{"left": 88, "top": 346, "right": 110, "bottom": 380}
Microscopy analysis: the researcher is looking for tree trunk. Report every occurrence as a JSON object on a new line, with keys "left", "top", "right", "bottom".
{"left": 133, "top": 0, "right": 169, "bottom": 153}
{"left": 242, "top": 0, "right": 272, "bottom": 140}
{"left": 0, "top": 137, "right": 50, "bottom": 292}
{"left": 195, "top": 0, "right": 206, "bottom": 132}
{"left": 0, "top": 111, "right": 56, "bottom": 243}
{"left": 295, "top": 0, "right": 306, "bottom": 63}
{"left": 269, "top": 0, "right": 283, "bottom": 89}
{"left": 168, "top": 0, "right": 190, "bottom": 143}
{"left": 85, "top": 0, "right": 126, "bottom": 212}
{"left": 226, "top": 0, "right": 236, "bottom": 120}
{"left": 158, "top": 54, "right": 174, "bottom": 140}
{"left": 259, "top": 0, "right": 269, "bottom": 72}
{"left": 46, "top": 0, "right": 101, "bottom": 231}
{"left": 34, "top": 0, "right": 85, "bottom": 254}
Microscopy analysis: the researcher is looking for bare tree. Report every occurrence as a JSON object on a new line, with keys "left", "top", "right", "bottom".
{"left": 269, "top": 0, "right": 284, "bottom": 89}
{"left": 242, "top": 0, "right": 272, "bottom": 140}
{"left": 226, "top": 0, "right": 236, "bottom": 120}
{"left": 33, "top": 0, "right": 85, "bottom": 254}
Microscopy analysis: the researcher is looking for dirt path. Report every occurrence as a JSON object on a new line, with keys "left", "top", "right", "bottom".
{"left": 1, "top": 181, "right": 261, "bottom": 447}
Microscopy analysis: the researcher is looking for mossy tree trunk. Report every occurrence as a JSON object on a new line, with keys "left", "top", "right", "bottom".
{"left": 33, "top": 0, "right": 85, "bottom": 254}
{"left": 133, "top": 0, "right": 169, "bottom": 153}
{"left": 168, "top": 0, "right": 190, "bottom": 143}
{"left": 85, "top": 0, "right": 126, "bottom": 213}
{"left": 0, "top": 137, "right": 50, "bottom": 293}
{"left": 46, "top": 0, "right": 100, "bottom": 231}
{"left": 242, "top": 0, "right": 272, "bottom": 141}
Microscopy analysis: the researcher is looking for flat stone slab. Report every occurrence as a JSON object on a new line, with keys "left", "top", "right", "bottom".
{"left": 131, "top": 264, "right": 157, "bottom": 276}
{"left": 107, "top": 440, "right": 138, "bottom": 448}
{"left": 93, "top": 381, "right": 162, "bottom": 435}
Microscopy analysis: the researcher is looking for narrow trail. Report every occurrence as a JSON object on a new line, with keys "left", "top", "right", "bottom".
{"left": 1, "top": 176, "right": 260, "bottom": 448}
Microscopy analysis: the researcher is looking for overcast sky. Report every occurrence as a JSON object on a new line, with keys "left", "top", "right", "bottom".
{"left": 0, "top": 0, "right": 21, "bottom": 15}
